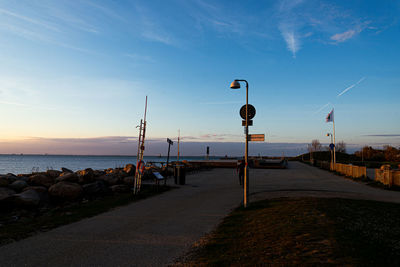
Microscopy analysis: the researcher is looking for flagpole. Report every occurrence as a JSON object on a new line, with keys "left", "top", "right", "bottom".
{"left": 333, "top": 109, "right": 336, "bottom": 168}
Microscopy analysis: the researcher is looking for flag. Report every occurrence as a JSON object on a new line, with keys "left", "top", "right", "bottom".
{"left": 326, "top": 109, "right": 334, "bottom": 122}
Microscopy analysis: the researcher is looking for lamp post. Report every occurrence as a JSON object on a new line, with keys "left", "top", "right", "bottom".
{"left": 230, "top": 79, "right": 249, "bottom": 208}
{"left": 327, "top": 133, "right": 333, "bottom": 170}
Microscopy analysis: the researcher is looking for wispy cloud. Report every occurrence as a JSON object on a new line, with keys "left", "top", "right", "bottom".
{"left": 0, "top": 7, "right": 59, "bottom": 32}
{"left": 330, "top": 21, "right": 371, "bottom": 43}
{"left": 337, "top": 77, "right": 366, "bottom": 97}
{"left": 280, "top": 28, "right": 300, "bottom": 58}
{"left": 330, "top": 29, "right": 357, "bottom": 42}
{"left": 27, "top": 136, "right": 137, "bottom": 143}
{"left": 0, "top": 4, "right": 100, "bottom": 54}
{"left": 278, "top": 0, "right": 304, "bottom": 12}
{"left": 275, "top": 0, "right": 305, "bottom": 58}
{"left": 199, "top": 101, "right": 242, "bottom": 105}
{"left": 134, "top": 3, "right": 179, "bottom": 47}
{"left": 199, "top": 133, "right": 242, "bottom": 141}
{"left": 125, "top": 53, "right": 155, "bottom": 63}
{"left": 363, "top": 134, "right": 400, "bottom": 137}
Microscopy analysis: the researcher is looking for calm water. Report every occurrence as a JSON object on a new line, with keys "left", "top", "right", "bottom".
{"left": 0, "top": 155, "right": 220, "bottom": 175}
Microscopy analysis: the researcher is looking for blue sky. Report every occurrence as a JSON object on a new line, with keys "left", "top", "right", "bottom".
{"left": 0, "top": 0, "right": 399, "bottom": 156}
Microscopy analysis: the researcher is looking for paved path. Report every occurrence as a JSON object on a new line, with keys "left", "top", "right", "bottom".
{"left": 1, "top": 162, "right": 400, "bottom": 266}
{"left": 250, "top": 162, "right": 400, "bottom": 203}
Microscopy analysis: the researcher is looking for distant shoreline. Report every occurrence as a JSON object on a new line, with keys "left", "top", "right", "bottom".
{"left": 0, "top": 154, "right": 234, "bottom": 158}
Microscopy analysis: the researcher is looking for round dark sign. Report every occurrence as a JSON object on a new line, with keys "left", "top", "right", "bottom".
{"left": 240, "top": 104, "right": 256, "bottom": 120}
{"left": 329, "top": 143, "right": 335, "bottom": 150}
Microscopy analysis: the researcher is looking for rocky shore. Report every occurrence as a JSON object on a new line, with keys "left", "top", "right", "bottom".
{"left": 0, "top": 164, "right": 137, "bottom": 210}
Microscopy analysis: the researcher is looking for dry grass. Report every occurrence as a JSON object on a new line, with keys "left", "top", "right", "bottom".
{"left": 0, "top": 185, "right": 171, "bottom": 246}
{"left": 176, "top": 197, "right": 400, "bottom": 266}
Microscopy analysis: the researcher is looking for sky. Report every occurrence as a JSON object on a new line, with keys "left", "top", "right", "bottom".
{"left": 0, "top": 0, "right": 399, "bottom": 156}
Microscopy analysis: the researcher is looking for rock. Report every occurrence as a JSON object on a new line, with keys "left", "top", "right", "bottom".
{"left": 0, "top": 177, "right": 9, "bottom": 187}
{"left": 123, "top": 176, "right": 135, "bottom": 185}
{"left": 46, "top": 170, "right": 62, "bottom": 178}
{"left": 0, "top": 174, "right": 17, "bottom": 185}
{"left": 123, "top": 164, "right": 136, "bottom": 176}
{"left": 48, "top": 182, "right": 83, "bottom": 201}
{"left": 12, "top": 189, "right": 41, "bottom": 207}
{"left": 76, "top": 168, "right": 94, "bottom": 184}
{"left": 18, "top": 176, "right": 29, "bottom": 182}
{"left": 83, "top": 181, "right": 110, "bottom": 197}
{"left": 0, "top": 187, "right": 16, "bottom": 202}
{"left": 61, "top": 167, "right": 73, "bottom": 173}
{"left": 93, "top": 170, "right": 106, "bottom": 177}
{"left": 9, "top": 180, "right": 28, "bottom": 192}
{"left": 22, "top": 186, "right": 49, "bottom": 204}
{"left": 56, "top": 172, "right": 78, "bottom": 183}
{"left": 23, "top": 186, "right": 48, "bottom": 193}
{"left": 110, "top": 184, "right": 130, "bottom": 193}
{"left": 97, "top": 174, "right": 120, "bottom": 186}
{"left": 28, "top": 174, "right": 54, "bottom": 188}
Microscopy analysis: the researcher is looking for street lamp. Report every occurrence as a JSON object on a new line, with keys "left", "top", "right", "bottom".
{"left": 230, "top": 79, "right": 249, "bottom": 208}
{"left": 326, "top": 133, "right": 333, "bottom": 170}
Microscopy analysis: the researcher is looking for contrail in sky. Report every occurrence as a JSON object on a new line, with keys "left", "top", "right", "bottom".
{"left": 314, "top": 102, "right": 331, "bottom": 114}
{"left": 337, "top": 77, "right": 366, "bottom": 97}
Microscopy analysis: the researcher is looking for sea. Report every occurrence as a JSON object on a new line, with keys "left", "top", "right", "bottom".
{"left": 0, "top": 154, "right": 223, "bottom": 175}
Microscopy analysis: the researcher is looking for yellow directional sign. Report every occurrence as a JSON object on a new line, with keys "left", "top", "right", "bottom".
{"left": 248, "top": 134, "right": 265, "bottom": 142}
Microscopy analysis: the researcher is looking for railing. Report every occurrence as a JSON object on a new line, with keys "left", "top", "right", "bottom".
{"left": 375, "top": 166, "right": 400, "bottom": 187}
{"left": 332, "top": 163, "right": 367, "bottom": 179}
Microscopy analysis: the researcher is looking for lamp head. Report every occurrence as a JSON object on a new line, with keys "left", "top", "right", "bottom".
{"left": 230, "top": 80, "right": 241, "bottom": 89}
{"left": 326, "top": 133, "right": 330, "bottom": 136}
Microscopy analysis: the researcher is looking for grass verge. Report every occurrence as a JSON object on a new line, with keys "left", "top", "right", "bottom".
{"left": 177, "top": 197, "right": 400, "bottom": 266}
{"left": 0, "top": 184, "right": 172, "bottom": 246}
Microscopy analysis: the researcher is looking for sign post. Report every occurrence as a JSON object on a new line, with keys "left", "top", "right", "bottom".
{"left": 248, "top": 134, "right": 265, "bottom": 142}
{"left": 166, "top": 138, "right": 173, "bottom": 185}
{"left": 239, "top": 101, "right": 255, "bottom": 208}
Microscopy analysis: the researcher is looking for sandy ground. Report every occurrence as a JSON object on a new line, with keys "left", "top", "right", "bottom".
{"left": 1, "top": 161, "right": 399, "bottom": 266}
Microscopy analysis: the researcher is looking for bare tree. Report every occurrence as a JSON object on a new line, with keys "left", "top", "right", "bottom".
{"left": 383, "top": 145, "right": 400, "bottom": 161}
{"left": 311, "top": 139, "right": 322, "bottom": 152}
{"left": 336, "top": 141, "right": 346, "bottom": 153}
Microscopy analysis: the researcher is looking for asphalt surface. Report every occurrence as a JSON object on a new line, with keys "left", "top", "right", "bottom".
{"left": 1, "top": 162, "right": 400, "bottom": 266}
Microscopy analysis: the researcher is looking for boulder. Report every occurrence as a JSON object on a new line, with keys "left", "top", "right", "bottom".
{"left": 0, "top": 177, "right": 9, "bottom": 187}
{"left": 97, "top": 174, "right": 120, "bottom": 186}
{"left": 0, "top": 187, "right": 16, "bottom": 202}
{"left": 123, "top": 164, "right": 136, "bottom": 176}
{"left": 76, "top": 168, "right": 95, "bottom": 184}
{"left": 28, "top": 174, "right": 54, "bottom": 188}
{"left": 105, "top": 168, "right": 114, "bottom": 174}
{"left": 12, "top": 189, "right": 41, "bottom": 207}
{"left": 61, "top": 167, "right": 73, "bottom": 173}
{"left": 93, "top": 170, "right": 106, "bottom": 177}
{"left": 110, "top": 184, "right": 130, "bottom": 193}
{"left": 123, "top": 176, "right": 135, "bottom": 185}
{"left": 49, "top": 182, "right": 83, "bottom": 201}
{"left": 46, "top": 169, "right": 62, "bottom": 178}
{"left": 9, "top": 180, "right": 29, "bottom": 192}
{"left": 17, "top": 176, "right": 29, "bottom": 182}
{"left": 22, "top": 186, "right": 49, "bottom": 204}
{"left": 83, "top": 181, "right": 110, "bottom": 197}
{"left": 23, "top": 186, "right": 47, "bottom": 193}
{"left": 0, "top": 174, "right": 17, "bottom": 185}
{"left": 56, "top": 172, "right": 78, "bottom": 183}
